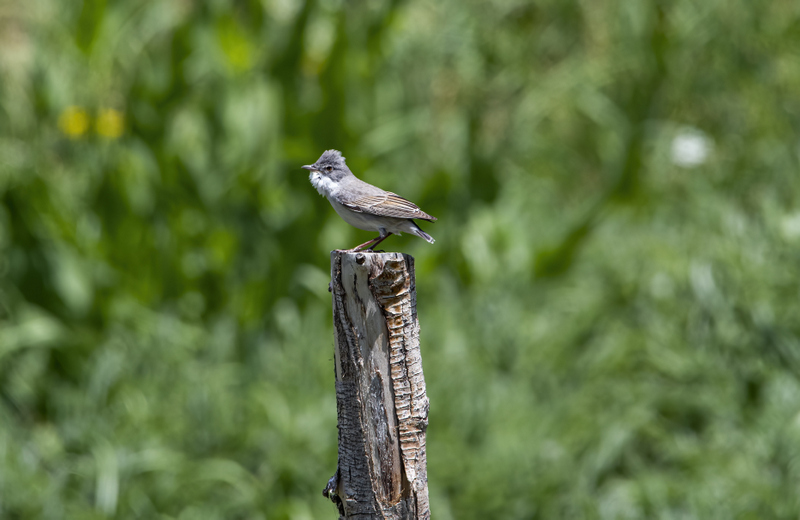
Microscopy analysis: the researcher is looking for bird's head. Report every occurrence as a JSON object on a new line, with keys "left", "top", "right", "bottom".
{"left": 302, "top": 150, "right": 349, "bottom": 181}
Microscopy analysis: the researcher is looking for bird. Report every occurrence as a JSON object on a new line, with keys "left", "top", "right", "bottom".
{"left": 302, "top": 150, "right": 437, "bottom": 252}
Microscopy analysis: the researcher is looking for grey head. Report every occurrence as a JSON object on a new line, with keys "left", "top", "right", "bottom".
{"left": 301, "top": 149, "right": 351, "bottom": 182}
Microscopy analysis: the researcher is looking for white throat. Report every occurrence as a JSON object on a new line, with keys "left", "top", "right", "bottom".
{"left": 309, "top": 172, "right": 337, "bottom": 197}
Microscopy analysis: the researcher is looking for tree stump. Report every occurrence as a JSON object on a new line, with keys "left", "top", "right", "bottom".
{"left": 324, "top": 251, "right": 430, "bottom": 519}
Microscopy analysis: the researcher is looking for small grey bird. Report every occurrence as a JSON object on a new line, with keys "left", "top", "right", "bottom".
{"left": 302, "top": 150, "right": 436, "bottom": 251}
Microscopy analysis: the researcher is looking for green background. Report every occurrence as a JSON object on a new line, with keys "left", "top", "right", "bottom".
{"left": 2, "top": 0, "right": 800, "bottom": 518}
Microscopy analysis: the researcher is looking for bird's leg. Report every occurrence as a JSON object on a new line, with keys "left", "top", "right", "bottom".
{"left": 351, "top": 235, "right": 383, "bottom": 252}
{"left": 350, "top": 232, "right": 393, "bottom": 252}
{"left": 365, "top": 232, "right": 392, "bottom": 252}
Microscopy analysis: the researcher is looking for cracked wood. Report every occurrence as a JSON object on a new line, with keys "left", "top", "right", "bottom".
{"left": 325, "top": 251, "right": 430, "bottom": 520}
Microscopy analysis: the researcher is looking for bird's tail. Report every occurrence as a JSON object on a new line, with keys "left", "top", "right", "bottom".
{"left": 412, "top": 223, "right": 435, "bottom": 244}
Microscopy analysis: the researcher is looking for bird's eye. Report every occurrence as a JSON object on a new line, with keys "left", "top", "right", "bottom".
{"left": 326, "top": 166, "right": 333, "bottom": 172}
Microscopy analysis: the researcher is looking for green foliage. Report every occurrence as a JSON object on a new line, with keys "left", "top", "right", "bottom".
{"left": 1, "top": 0, "right": 800, "bottom": 518}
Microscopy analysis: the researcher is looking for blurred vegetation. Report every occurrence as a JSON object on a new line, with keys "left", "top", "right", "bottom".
{"left": 1, "top": 0, "right": 800, "bottom": 518}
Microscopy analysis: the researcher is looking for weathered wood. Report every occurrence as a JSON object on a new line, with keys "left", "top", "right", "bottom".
{"left": 324, "top": 251, "right": 430, "bottom": 520}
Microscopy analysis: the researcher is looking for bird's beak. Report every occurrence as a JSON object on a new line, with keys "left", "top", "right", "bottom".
{"left": 301, "top": 165, "right": 317, "bottom": 172}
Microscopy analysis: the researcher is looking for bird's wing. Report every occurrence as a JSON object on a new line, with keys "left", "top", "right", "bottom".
{"left": 341, "top": 192, "right": 437, "bottom": 221}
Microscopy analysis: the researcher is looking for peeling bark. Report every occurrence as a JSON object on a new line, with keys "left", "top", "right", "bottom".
{"left": 324, "top": 251, "right": 430, "bottom": 520}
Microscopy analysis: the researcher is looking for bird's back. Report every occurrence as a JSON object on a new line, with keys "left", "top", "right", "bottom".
{"left": 334, "top": 174, "right": 436, "bottom": 222}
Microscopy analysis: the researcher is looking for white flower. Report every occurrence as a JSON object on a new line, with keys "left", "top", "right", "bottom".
{"left": 670, "top": 129, "right": 711, "bottom": 167}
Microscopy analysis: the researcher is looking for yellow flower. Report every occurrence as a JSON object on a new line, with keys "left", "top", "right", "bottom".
{"left": 58, "top": 106, "right": 89, "bottom": 138}
{"left": 96, "top": 108, "right": 125, "bottom": 139}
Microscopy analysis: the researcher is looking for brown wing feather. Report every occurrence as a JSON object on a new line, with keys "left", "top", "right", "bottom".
{"left": 341, "top": 192, "right": 437, "bottom": 221}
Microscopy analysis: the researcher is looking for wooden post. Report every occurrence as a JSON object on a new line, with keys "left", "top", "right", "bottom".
{"left": 323, "top": 251, "right": 431, "bottom": 519}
